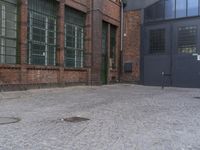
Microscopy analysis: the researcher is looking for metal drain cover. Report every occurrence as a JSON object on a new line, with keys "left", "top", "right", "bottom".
{"left": 62, "top": 117, "right": 90, "bottom": 123}
{"left": 0, "top": 117, "right": 20, "bottom": 125}
{"left": 194, "top": 97, "right": 200, "bottom": 99}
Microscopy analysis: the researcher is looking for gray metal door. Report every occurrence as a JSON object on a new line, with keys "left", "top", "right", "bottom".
{"left": 171, "top": 19, "right": 200, "bottom": 88}
{"left": 143, "top": 23, "right": 172, "bottom": 86}
{"left": 143, "top": 18, "right": 200, "bottom": 88}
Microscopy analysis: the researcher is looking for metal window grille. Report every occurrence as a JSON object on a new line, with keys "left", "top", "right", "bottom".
{"left": 28, "top": 0, "right": 57, "bottom": 66}
{"left": 177, "top": 26, "right": 197, "bottom": 54}
{"left": 65, "top": 6, "right": 85, "bottom": 68}
{"left": 149, "top": 29, "right": 165, "bottom": 54}
{"left": 0, "top": 0, "right": 17, "bottom": 64}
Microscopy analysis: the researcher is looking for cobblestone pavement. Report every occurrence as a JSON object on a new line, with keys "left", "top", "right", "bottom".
{"left": 0, "top": 84, "right": 200, "bottom": 150}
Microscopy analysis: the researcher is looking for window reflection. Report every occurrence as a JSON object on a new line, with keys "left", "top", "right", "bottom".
{"left": 145, "top": 0, "right": 200, "bottom": 22}
{"left": 165, "top": 0, "right": 175, "bottom": 19}
{"left": 188, "top": 0, "right": 198, "bottom": 16}
{"left": 176, "top": 0, "right": 187, "bottom": 18}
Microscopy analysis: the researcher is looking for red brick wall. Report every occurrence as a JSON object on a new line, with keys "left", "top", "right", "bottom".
{"left": 27, "top": 69, "right": 59, "bottom": 84}
{"left": 0, "top": 66, "right": 21, "bottom": 84}
{"left": 63, "top": 69, "right": 88, "bottom": 83}
{"left": 122, "top": 10, "right": 141, "bottom": 82}
{"left": 103, "top": 0, "right": 120, "bottom": 22}
{"left": 0, "top": 0, "right": 121, "bottom": 88}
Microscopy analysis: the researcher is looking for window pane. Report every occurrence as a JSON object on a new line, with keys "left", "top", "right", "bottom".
{"left": 144, "top": 0, "right": 164, "bottom": 22}
{"left": 177, "top": 26, "right": 197, "bottom": 54}
{"left": 28, "top": 0, "right": 57, "bottom": 65}
{"left": 154, "top": 0, "right": 164, "bottom": 20}
{"left": 0, "top": 0, "right": 17, "bottom": 64}
{"left": 165, "top": 0, "right": 175, "bottom": 19}
{"left": 65, "top": 49, "right": 75, "bottom": 67}
{"left": 48, "top": 31, "right": 55, "bottom": 43}
{"left": 144, "top": 5, "right": 154, "bottom": 22}
{"left": 110, "top": 25, "right": 117, "bottom": 69}
{"left": 65, "top": 6, "right": 85, "bottom": 68}
{"left": 77, "top": 28, "right": 83, "bottom": 49}
{"left": 176, "top": 0, "right": 187, "bottom": 18}
{"left": 30, "top": 43, "right": 45, "bottom": 65}
{"left": 187, "top": 0, "right": 198, "bottom": 16}
{"left": 149, "top": 29, "right": 165, "bottom": 54}
{"left": 76, "top": 50, "right": 83, "bottom": 68}
{"left": 65, "top": 6, "right": 85, "bottom": 27}
{"left": 48, "top": 45, "right": 55, "bottom": 65}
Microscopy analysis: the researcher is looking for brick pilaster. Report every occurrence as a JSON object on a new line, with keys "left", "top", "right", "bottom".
{"left": 57, "top": 0, "right": 65, "bottom": 83}
{"left": 90, "top": 0, "right": 103, "bottom": 85}
{"left": 19, "top": 0, "right": 28, "bottom": 84}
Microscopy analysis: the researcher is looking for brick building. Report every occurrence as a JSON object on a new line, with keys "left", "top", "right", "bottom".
{"left": 0, "top": 0, "right": 121, "bottom": 89}
{"left": 5, "top": 0, "right": 199, "bottom": 89}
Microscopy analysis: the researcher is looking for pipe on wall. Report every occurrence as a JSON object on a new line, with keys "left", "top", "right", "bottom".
{"left": 119, "top": 0, "right": 125, "bottom": 82}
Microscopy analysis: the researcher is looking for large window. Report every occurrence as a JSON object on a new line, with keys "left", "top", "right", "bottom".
{"left": 0, "top": 0, "right": 17, "bottom": 64}
{"left": 28, "top": 0, "right": 57, "bottom": 66}
{"left": 65, "top": 7, "right": 85, "bottom": 68}
{"left": 177, "top": 26, "right": 197, "bottom": 54}
{"left": 145, "top": 0, "right": 200, "bottom": 22}
{"left": 149, "top": 29, "right": 165, "bottom": 54}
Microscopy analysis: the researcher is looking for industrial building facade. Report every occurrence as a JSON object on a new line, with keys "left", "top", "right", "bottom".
{"left": 142, "top": 0, "right": 200, "bottom": 88}
{"left": 123, "top": 0, "right": 200, "bottom": 88}
{"left": 0, "top": 0, "right": 121, "bottom": 89}
{"left": 1, "top": 0, "right": 200, "bottom": 90}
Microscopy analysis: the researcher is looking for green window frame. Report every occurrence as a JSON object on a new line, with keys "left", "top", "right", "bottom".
{"left": 28, "top": 0, "right": 57, "bottom": 66}
{"left": 65, "top": 7, "right": 85, "bottom": 68}
{"left": 0, "top": 0, "right": 17, "bottom": 64}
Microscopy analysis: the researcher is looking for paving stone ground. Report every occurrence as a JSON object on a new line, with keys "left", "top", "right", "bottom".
{"left": 0, "top": 84, "right": 200, "bottom": 150}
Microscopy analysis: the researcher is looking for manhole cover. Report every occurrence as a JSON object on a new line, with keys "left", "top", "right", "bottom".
{"left": 194, "top": 97, "right": 200, "bottom": 99}
{"left": 62, "top": 117, "right": 90, "bottom": 123}
{"left": 0, "top": 117, "right": 20, "bottom": 125}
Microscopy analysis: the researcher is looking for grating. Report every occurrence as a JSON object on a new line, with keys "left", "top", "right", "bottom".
{"left": 194, "top": 97, "right": 200, "bottom": 99}
{"left": 0, "top": 117, "right": 20, "bottom": 125}
{"left": 62, "top": 117, "right": 90, "bottom": 123}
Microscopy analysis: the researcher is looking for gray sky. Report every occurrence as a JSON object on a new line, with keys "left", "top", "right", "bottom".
{"left": 125, "top": 0, "right": 159, "bottom": 10}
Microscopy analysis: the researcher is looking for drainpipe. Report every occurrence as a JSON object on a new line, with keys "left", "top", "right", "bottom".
{"left": 120, "top": 1, "right": 124, "bottom": 53}
{"left": 119, "top": 0, "right": 125, "bottom": 82}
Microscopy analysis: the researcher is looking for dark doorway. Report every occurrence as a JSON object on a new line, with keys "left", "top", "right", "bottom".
{"left": 101, "top": 22, "right": 108, "bottom": 84}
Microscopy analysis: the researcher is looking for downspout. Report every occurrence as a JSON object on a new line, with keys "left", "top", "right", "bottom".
{"left": 120, "top": 1, "right": 124, "bottom": 53}
{"left": 119, "top": 0, "right": 124, "bottom": 82}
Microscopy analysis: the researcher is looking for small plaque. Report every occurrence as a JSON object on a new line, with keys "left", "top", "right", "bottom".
{"left": 124, "top": 63, "right": 133, "bottom": 73}
{"left": 198, "top": 55, "right": 200, "bottom": 61}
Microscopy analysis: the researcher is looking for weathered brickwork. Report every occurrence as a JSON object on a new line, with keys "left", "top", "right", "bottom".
{"left": 0, "top": 0, "right": 121, "bottom": 89}
{"left": 121, "top": 10, "right": 141, "bottom": 82}
{"left": 27, "top": 69, "right": 59, "bottom": 84}
{"left": 0, "top": 66, "right": 21, "bottom": 84}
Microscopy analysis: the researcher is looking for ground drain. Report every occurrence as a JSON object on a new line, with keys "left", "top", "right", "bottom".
{"left": 194, "top": 97, "right": 200, "bottom": 99}
{"left": 0, "top": 117, "right": 20, "bottom": 125}
{"left": 62, "top": 117, "right": 90, "bottom": 123}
